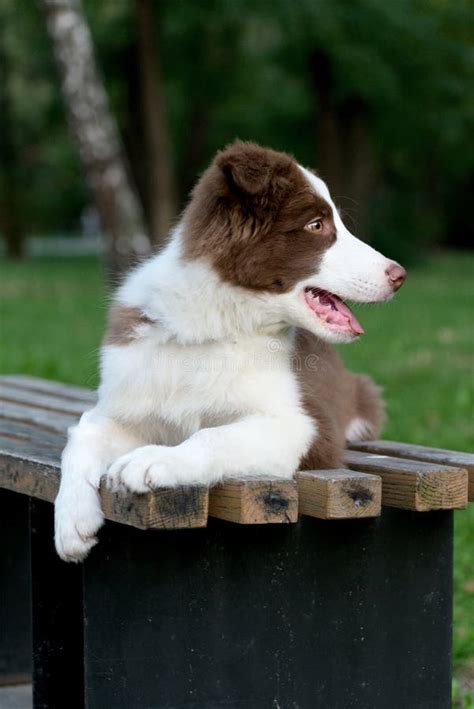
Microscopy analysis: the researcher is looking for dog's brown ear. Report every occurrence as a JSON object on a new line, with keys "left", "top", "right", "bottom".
{"left": 217, "top": 140, "right": 292, "bottom": 197}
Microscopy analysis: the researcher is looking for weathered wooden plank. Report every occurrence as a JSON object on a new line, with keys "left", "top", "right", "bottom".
{"left": 0, "top": 382, "right": 89, "bottom": 416}
{"left": 345, "top": 450, "right": 468, "bottom": 511}
{"left": 0, "top": 419, "right": 66, "bottom": 451}
{"left": 350, "top": 439, "right": 474, "bottom": 502}
{"left": 1, "top": 374, "right": 96, "bottom": 404}
{"left": 0, "top": 435, "right": 61, "bottom": 459}
{"left": 0, "top": 444, "right": 208, "bottom": 530}
{"left": 106, "top": 486, "right": 209, "bottom": 530}
{"left": 0, "top": 400, "right": 76, "bottom": 434}
{"left": 0, "top": 442, "right": 60, "bottom": 502}
{"left": 209, "top": 478, "right": 298, "bottom": 524}
{"left": 297, "top": 469, "right": 381, "bottom": 519}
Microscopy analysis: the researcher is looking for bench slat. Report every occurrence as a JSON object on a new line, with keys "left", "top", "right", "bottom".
{"left": 0, "top": 382, "right": 89, "bottom": 417}
{"left": 0, "top": 443, "right": 208, "bottom": 531}
{"left": 297, "top": 469, "right": 381, "bottom": 519}
{"left": 0, "top": 440, "right": 62, "bottom": 501}
{"left": 209, "top": 479, "right": 298, "bottom": 524}
{"left": 2, "top": 374, "right": 97, "bottom": 404}
{"left": 0, "top": 409, "right": 299, "bottom": 527}
{"left": 0, "top": 376, "right": 470, "bottom": 527}
{"left": 345, "top": 450, "right": 468, "bottom": 511}
{"left": 0, "top": 400, "right": 76, "bottom": 435}
{"left": 0, "top": 419, "right": 66, "bottom": 451}
{"left": 349, "top": 439, "right": 474, "bottom": 502}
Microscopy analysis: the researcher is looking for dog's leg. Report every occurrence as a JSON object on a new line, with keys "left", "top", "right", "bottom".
{"left": 105, "top": 413, "right": 315, "bottom": 492}
{"left": 345, "top": 374, "right": 385, "bottom": 443}
{"left": 55, "top": 409, "right": 142, "bottom": 562}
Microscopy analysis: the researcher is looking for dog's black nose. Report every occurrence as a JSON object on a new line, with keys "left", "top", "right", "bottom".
{"left": 386, "top": 262, "right": 406, "bottom": 291}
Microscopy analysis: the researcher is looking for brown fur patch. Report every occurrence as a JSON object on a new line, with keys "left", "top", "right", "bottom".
{"left": 353, "top": 374, "right": 385, "bottom": 437}
{"left": 181, "top": 140, "right": 384, "bottom": 468}
{"left": 103, "top": 304, "right": 155, "bottom": 346}
{"left": 294, "top": 329, "right": 384, "bottom": 469}
{"left": 182, "top": 140, "right": 336, "bottom": 293}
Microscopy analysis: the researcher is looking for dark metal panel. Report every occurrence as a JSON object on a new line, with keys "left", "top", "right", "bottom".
{"left": 30, "top": 499, "right": 84, "bottom": 709}
{"left": 83, "top": 509, "right": 453, "bottom": 709}
{"left": 0, "top": 490, "right": 31, "bottom": 685}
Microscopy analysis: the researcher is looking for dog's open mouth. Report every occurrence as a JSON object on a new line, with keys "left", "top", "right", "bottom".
{"left": 304, "top": 287, "right": 364, "bottom": 336}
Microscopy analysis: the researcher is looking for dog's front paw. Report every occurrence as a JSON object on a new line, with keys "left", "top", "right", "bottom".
{"left": 105, "top": 445, "right": 185, "bottom": 493}
{"left": 55, "top": 490, "right": 104, "bottom": 562}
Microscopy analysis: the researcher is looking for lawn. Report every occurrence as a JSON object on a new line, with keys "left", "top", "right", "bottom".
{"left": 1, "top": 251, "right": 473, "bottom": 672}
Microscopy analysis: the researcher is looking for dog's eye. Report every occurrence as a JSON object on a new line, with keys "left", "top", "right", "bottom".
{"left": 306, "top": 219, "right": 323, "bottom": 233}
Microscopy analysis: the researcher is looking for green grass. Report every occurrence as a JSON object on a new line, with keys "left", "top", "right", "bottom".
{"left": 0, "top": 257, "right": 106, "bottom": 387}
{"left": 1, "top": 251, "right": 473, "bottom": 670}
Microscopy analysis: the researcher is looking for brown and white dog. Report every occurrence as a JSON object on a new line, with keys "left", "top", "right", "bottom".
{"left": 55, "top": 141, "right": 406, "bottom": 561}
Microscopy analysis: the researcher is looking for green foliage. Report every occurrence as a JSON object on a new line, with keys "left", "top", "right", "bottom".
{"left": 0, "top": 0, "right": 86, "bottom": 231}
{"left": 1, "top": 0, "right": 473, "bottom": 257}
{"left": 266, "top": 0, "right": 474, "bottom": 254}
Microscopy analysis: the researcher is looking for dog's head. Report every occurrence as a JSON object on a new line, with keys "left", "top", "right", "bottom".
{"left": 182, "top": 140, "right": 405, "bottom": 343}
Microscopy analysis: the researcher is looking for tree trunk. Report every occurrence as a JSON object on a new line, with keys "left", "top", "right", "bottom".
{"left": 310, "top": 50, "right": 344, "bottom": 198}
{"left": 340, "top": 98, "right": 377, "bottom": 241}
{"left": 183, "top": 103, "right": 209, "bottom": 197}
{"left": 135, "top": 0, "right": 177, "bottom": 248}
{"left": 0, "top": 195, "right": 25, "bottom": 260}
{"left": 0, "top": 24, "right": 26, "bottom": 259}
{"left": 310, "top": 50, "right": 376, "bottom": 242}
{"left": 39, "top": 0, "right": 151, "bottom": 278}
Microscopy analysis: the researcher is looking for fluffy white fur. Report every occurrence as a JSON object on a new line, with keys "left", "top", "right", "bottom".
{"left": 55, "top": 168, "right": 396, "bottom": 561}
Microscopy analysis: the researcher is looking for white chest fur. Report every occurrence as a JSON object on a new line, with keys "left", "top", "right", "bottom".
{"left": 98, "top": 330, "right": 302, "bottom": 445}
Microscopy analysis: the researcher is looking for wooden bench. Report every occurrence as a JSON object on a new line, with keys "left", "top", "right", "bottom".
{"left": 0, "top": 374, "right": 472, "bottom": 708}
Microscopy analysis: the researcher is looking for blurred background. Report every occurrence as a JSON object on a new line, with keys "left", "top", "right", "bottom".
{"left": 0, "top": 0, "right": 472, "bottom": 700}
{"left": 1, "top": 0, "right": 474, "bottom": 267}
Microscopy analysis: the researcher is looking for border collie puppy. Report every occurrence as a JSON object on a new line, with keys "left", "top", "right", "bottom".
{"left": 55, "top": 141, "right": 406, "bottom": 561}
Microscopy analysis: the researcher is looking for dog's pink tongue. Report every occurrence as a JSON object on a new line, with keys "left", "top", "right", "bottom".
{"left": 328, "top": 298, "right": 364, "bottom": 335}
{"left": 310, "top": 292, "right": 364, "bottom": 335}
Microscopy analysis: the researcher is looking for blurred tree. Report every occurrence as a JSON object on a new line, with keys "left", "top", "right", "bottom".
{"left": 309, "top": 49, "right": 376, "bottom": 240}
{"left": 4, "top": 0, "right": 88, "bottom": 239}
{"left": 1, "top": 0, "right": 472, "bottom": 264}
{"left": 268, "top": 0, "right": 473, "bottom": 256}
{"left": 135, "top": 0, "right": 177, "bottom": 244}
{"left": 0, "top": 23, "right": 25, "bottom": 259}
{"left": 39, "top": 0, "right": 150, "bottom": 276}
